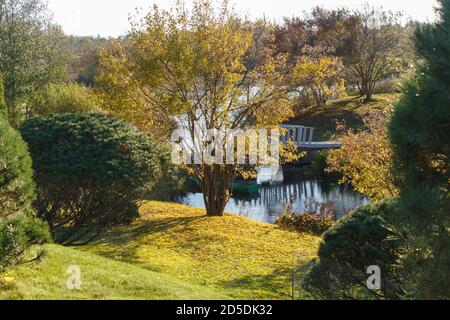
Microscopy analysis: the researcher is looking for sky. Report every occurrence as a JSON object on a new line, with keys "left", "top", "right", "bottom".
{"left": 46, "top": 0, "right": 440, "bottom": 37}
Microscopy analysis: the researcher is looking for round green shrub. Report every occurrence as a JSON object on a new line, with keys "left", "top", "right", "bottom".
{"left": 301, "top": 200, "right": 404, "bottom": 300}
{"left": 20, "top": 113, "right": 165, "bottom": 245}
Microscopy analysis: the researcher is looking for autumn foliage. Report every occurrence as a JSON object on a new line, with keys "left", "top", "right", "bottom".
{"left": 293, "top": 53, "right": 347, "bottom": 108}
{"left": 326, "top": 113, "right": 398, "bottom": 202}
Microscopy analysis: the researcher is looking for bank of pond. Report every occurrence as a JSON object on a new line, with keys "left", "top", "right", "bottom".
{"left": 178, "top": 167, "right": 369, "bottom": 224}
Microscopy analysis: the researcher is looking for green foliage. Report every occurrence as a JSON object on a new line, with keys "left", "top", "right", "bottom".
{"left": 0, "top": 0, "right": 69, "bottom": 125}
{"left": 0, "top": 117, "right": 35, "bottom": 219}
{"left": 20, "top": 113, "right": 165, "bottom": 245}
{"left": 146, "top": 145, "right": 188, "bottom": 201}
{"left": 0, "top": 73, "right": 6, "bottom": 117}
{"left": 0, "top": 105, "right": 50, "bottom": 270}
{"left": 30, "top": 83, "right": 100, "bottom": 117}
{"left": 309, "top": 150, "right": 341, "bottom": 179}
{"left": 0, "top": 213, "right": 51, "bottom": 270}
{"left": 302, "top": 200, "right": 404, "bottom": 300}
{"left": 388, "top": 0, "right": 450, "bottom": 299}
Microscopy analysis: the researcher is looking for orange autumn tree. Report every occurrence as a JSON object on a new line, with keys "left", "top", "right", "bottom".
{"left": 97, "top": 0, "right": 298, "bottom": 216}
{"left": 326, "top": 112, "right": 398, "bottom": 202}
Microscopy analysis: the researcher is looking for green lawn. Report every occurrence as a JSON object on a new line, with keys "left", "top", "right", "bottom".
{"left": 1, "top": 201, "right": 321, "bottom": 300}
{"left": 288, "top": 94, "right": 400, "bottom": 140}
{"left": 0, "top": 244, "right": 228, "bottom": 300}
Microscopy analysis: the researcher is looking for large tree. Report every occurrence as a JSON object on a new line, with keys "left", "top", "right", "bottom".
{"left": 308, "top": 6, "right": 413, "bottom": 101}
{"left": 98, "top": 0, "right": 296, "bottom": 217}
{"left": 0, "top": 0, "right": 69, "bottom": 125}
{"left": 347, "top": 7, "right": 408, "bottom": 101}
{"left": 389, "top": 0, "right": 450, "bottom": 299}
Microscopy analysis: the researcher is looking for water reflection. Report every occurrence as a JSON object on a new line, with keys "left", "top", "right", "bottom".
{"left": 177, "top": 174, "right": 369, "bottom": 224}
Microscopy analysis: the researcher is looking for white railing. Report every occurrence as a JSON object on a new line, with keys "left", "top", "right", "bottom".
{"left": 281, "top": 125, "right": 315, "bottom": 146}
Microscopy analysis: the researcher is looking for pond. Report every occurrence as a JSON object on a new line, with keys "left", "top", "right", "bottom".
{"left": 176, "top": 168, "right": 369, "bottom": 224}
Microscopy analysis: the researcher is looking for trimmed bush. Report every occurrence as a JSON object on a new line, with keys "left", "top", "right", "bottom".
{"left": 301, "top": 200, "right": 404, "bottom": 300}
{"left": 20, "top": 113, "right": 165, "bottom": 245}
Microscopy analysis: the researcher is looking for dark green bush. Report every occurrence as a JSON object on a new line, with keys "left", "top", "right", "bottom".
{"left": 20, "top": 113, "right": 165, "bottom": 245}
{"left": 302, "top": 200, "right": 405, "bottom": 300}
{"left": 0, "top": 111, "right": 50, "bottom": 270}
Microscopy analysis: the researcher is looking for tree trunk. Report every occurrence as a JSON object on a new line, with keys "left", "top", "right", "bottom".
{"left": 201, "top": 165, "right": 234, "bottom": 217}
{"left": 204, "top": 190, "right": 228, "bottom": 216}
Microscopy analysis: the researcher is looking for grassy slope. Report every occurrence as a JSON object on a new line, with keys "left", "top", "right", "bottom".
{"left": 1, "top": 202, "right": 320, "bottom": 300}
{"left": 83, "top": 202, "right": 321, "bottom": 300}
{"left": 288, "top": 94, "right": 399, "bottom": 140}
{"left": 0, "top": 244, "right": 228, "bottom": 300}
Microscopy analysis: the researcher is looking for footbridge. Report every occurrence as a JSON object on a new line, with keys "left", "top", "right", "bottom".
{"left": 280, "top": 125, "right": 341, "bottom": 150}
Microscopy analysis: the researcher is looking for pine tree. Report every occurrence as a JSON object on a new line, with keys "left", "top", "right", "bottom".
{"left": 389, "top": 0, "right": 450, "bottom": 299}
{"left": 0, "top": 73, "right": 36, "bottom": 216}
{"left": 0, "top": 73, "right": 50, "bottom": 270}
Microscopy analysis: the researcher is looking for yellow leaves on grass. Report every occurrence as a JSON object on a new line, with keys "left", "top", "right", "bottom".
{"left": 84, "top": 201, "right": 321, "bottom": 299}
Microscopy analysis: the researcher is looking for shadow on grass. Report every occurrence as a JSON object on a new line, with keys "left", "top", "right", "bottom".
{"left": 93, "top": 215, "right": 206, "bottom": 246}
{"left": 219, "top": 267, "right": 296, "bottom": 299}
{"left": 86, "top": 214, "right": 228, "bottom": 270}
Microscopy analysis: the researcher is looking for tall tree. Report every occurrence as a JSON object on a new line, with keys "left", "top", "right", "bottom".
{"left": 0, "top": 0, "right": 69, "bottom": 125}
{"left": 347, "top": 7, "right": 406, "bottom": 101}
{"left": 271, "top": 17, "right": 311, "bottom": 66}
{"left": 389, "top": 0, "right": 450, "bottom": 299}
{"left": 98, "top": 0, "right": 297, "bottom": 217}
{"left": 309, "top": 6, "right": 360, "bottom": 59}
